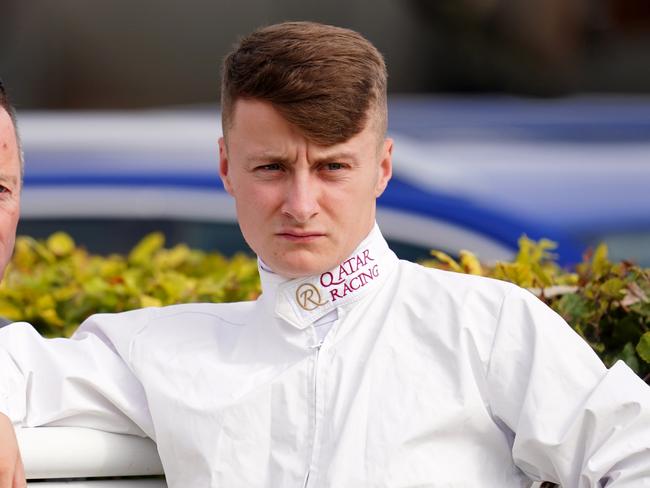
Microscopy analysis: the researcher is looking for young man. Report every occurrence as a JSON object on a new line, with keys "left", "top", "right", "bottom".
{"left": 1, "top": 22, "right": 649, "bottom": 487}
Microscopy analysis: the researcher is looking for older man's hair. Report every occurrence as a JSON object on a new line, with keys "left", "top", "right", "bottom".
{"left": 0, "top": 79, "right": 24, "bottom": 178}
{"left": 221, "top": 21, "right": 388, "bottom": 146}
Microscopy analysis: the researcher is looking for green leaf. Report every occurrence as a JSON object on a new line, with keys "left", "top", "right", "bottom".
{"left": 619, "top": 342, "right": 640, "bottom": 373}
{"left": 128, "top": 232, "right": 165, "bottom": 265}
{"left": 39, "top": 308, "right": 65, "bottom": 328}
{"left": 494, "top": 262, "right": 533, "bottom": 288}
{"left": 556, "top": 293, "right": 590, "bottom": 324}
{"left": 459, "top": 250, "right": 483, "bottom": 275}
{"left": 0, "top": 301, "right": 23, "bottom": 321}
{"left": 82, "top": 277, "right": 110, "bottom": 296}
{"left": 32, "top": 241, "right": 56, "bottom": 264}
{"left": 637, "top": 332, "right": 650, "bottom": 364}
{"left": 611, "top": 315, "right": 644, "bottom": 349}
{"left": 515, "top": 236, "right": 557, "bottom": 266}
{"left": 592, "top": 243, "right": 610, "bottom": 278}
{"left": 429, "top": 251, "right": 462, "bottom": 273}
{"left": 154, "top": 244, "right": 191, "bottom": 270}
{"left": 12, "top": 237, "right": 38, "bottom": 270}
{"left": 600, "top": 278, "right": 625, "bottom": 299}
{"left": 46, "top": 232, "right": 75, "bottom": 257}
{"left": 140, "top": 295, "right": 162, "bottom": 308}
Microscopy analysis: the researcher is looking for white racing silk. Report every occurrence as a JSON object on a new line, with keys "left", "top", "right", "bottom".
{"left": 1, "top": 225, "right": 650, "bottom": 487}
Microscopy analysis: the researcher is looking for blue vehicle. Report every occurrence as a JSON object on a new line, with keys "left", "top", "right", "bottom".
{"left": 386, "top": 96, "right": 650, "bottom": 266}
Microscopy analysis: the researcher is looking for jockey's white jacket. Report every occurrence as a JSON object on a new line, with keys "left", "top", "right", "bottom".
{"left": 1, "top": 225, "right": 649, "bottom": 487}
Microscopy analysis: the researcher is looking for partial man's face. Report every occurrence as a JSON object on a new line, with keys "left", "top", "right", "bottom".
{"left": 219, "top": 99, "right": 392, "bottom": 278}
{"left": 0, "top": 109, "right": 20, "bottom": 279}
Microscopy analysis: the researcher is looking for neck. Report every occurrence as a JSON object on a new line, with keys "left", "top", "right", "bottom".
{"left": 257, "top": 224, "right": 398, "bottom": 330}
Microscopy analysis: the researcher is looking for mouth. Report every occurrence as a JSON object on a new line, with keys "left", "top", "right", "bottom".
{"left": 276, "top": 231, "right": 326, "bottom": 243}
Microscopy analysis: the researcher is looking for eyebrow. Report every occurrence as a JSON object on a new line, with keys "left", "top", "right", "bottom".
{"left": 246, "top": 151, "right": 359, "bottom": 166}
{"left": 313, "top": 151, "right": 359, "bottom": 166}
{"left": 245, "top": 151, "right": 289, "bottom": 164}
{"left": 0, "top": 174, "right": 19, "bottom": 187}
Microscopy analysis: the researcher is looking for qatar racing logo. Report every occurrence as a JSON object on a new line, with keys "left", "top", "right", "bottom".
{"left": 296, "top": 283, "right": 327, "bottom": 311}
{"left": 319, "top": 248, "right": 379, "bottom": 302}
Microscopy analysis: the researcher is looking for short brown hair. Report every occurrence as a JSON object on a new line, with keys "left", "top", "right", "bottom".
{"left": 221, "top": 21, "right": 387, "bottom": 145}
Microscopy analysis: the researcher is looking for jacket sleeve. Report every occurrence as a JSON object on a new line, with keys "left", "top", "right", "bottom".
{"left": 0, "top": 308, "right": 156, "bottom": 439}
{"left": 486, "top": 286, "right": 650, "bottom": 487}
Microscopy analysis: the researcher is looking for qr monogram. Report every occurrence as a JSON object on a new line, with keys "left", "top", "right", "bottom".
{"left": 295, "top": 283, "right": 327, "bottom": 311}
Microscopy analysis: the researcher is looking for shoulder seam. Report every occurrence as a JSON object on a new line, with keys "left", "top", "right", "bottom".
{"left": 127, "top": 308, "right": 156, "bottom": 365}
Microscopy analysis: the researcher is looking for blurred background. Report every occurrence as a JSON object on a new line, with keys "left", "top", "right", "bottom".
{"left": 3, "top": 0, "right": 650, "bottom": 105}
{"left": 2, "top": 0, "right": 650, "bottom": 265}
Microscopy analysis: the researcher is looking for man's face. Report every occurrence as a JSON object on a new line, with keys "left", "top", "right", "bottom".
{"left": 0, "top": 109, "right": 21, "bottom": 279}
{"left": 219, "top": 99, "right": 392, "bottom": 278}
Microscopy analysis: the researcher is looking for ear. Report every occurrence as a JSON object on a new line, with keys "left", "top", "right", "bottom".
{"left": 218, "top": 137, "right": 234, "bottom": 196}
{"left": 374, "top": 138, "right": 393, "bottom": 198}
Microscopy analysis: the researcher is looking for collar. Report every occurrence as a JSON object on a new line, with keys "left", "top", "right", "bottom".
{"left": 258, "top": 224, "right": 398, "bottom": 330}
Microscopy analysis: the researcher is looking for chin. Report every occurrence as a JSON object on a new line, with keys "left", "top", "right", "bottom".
{"left": 277, "top": 262, "right": 323, "bottom": 279}
{"left": 272, "top": 253, "right": 332, "bottom": 279}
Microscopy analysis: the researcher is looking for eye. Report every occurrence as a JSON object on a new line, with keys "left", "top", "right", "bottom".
{"left": 256, "top": 163, "right": 282, "bottom": 171}
{"left": 323, "top": 162, "right": 345, "bottom": 171}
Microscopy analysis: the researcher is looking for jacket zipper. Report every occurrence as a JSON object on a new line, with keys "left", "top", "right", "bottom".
{"left": 303, "top": 342, "right": 322, "bottom": 488}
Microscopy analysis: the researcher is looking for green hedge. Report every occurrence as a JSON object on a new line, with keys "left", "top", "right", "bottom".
{"left": 421, "top": 237, "right": 650, "bottom": 383}
{"left": 1, "top": 232, "right": 648, "bottom": 383}
{"left": 0, "top": 232, "right": 261, "bottom": 337}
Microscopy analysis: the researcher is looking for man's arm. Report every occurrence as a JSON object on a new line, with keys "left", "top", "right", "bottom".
{"left": 0, "top": 309, "right": 157, "bottom": 442}
{"left": 0, "top": 310, "right": 159, "bottom": 485}
{"left": 0, "top": 413, "right": 25, "bottom": 488}
{"left": 487, "top": 286, "right": 650, "bottom": 486}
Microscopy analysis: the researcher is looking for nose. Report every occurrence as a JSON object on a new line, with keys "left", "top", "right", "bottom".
{"left": 281, "top": 170, "right": 319, "bottom": 224}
